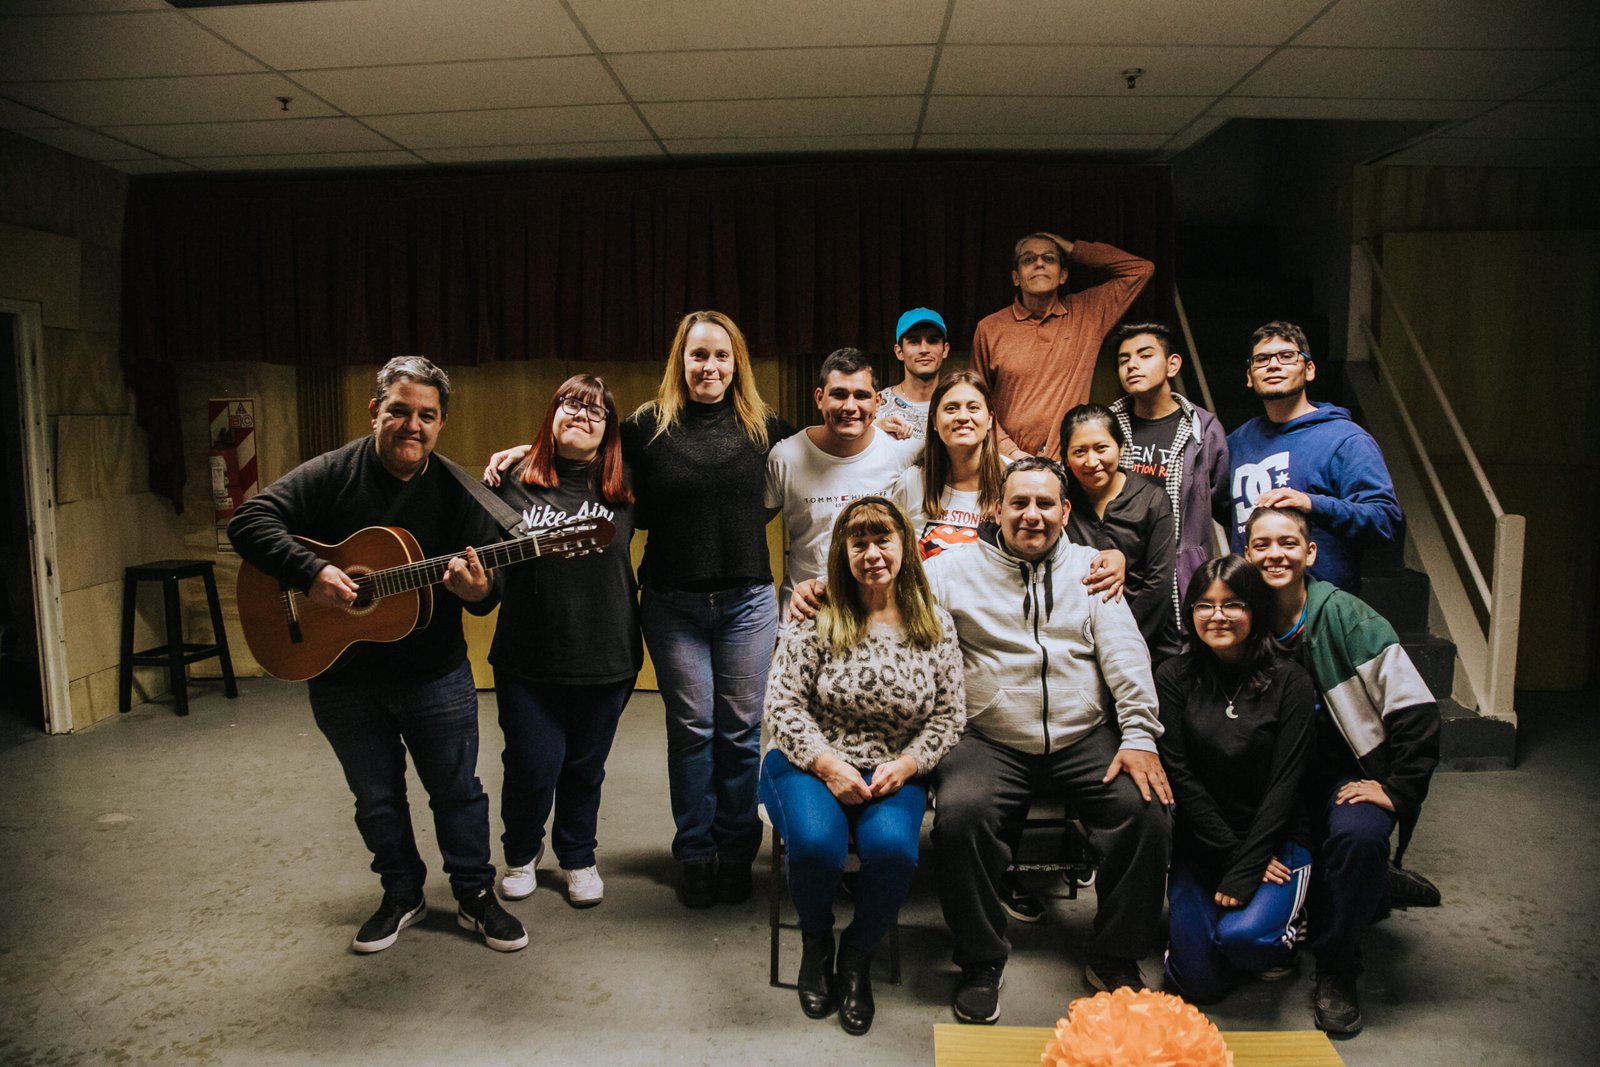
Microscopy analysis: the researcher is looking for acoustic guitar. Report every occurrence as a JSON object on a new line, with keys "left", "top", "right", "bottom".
{"left": 237, "top": 519, "right": 614, "bottom": 681}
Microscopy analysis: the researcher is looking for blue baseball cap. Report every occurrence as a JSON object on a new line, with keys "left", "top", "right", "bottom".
{"left": 895, "top": 307, "right": 947, "bottom": 343}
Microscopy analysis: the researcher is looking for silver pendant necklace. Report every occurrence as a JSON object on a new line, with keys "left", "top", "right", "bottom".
{"left": 1223, "top": 681, "right": 1246, "bottom": 719}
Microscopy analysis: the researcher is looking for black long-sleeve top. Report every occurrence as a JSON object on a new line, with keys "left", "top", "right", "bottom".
{"left": 1155, "top": 653, "right": 1316, "bottom": 903}
{"left": 1067, "top": 472, "right": 1180, "bottom": 663}
{"left": 621, "top": 399, "right": 794, "bottom": 592}
{"left": 488, "top": 456, "right": 641, "bottom": 686}
{"left": 227, "top": 437, "right": 501, "bottom": 685}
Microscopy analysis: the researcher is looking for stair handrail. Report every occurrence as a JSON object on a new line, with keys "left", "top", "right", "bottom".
{"left": 1352, "top": 238, "right": 1524, "bottom": 722}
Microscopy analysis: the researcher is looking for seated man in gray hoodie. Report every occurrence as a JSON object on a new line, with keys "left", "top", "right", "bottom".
{"left": 926, "top": 457, "right": 1172, "bottom": 1025}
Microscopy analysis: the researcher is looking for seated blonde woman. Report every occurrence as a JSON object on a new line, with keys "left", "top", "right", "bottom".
{"left": 759, "top": 496, "right": 965, "bottom": 1037}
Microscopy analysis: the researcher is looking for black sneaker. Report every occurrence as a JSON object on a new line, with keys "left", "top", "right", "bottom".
{"left": 1387, "top": 862, "right": 1442, "bottom": 909}
{"left": 952, "top": 962, "right": 1005, "bottom": 1024}
{"left": 998, "top": 871, "right": 1046, "bottom": 923}
{"left": 680, "top": 859, "right": 717, "bottom": 908}
{"left": 715, "top": 861, "right": 753, "bottom": 905}
{"left": 456, "top": 888, "right": 529, "bottom": 952}
{"left": 1312, "top": 968, "right": 1363, "bottom": 1036}
{"left": 352, "top": 891, "right": 426, "bottom": 954}
{"left": 1085, "top": 955, "right": 1147, "bottom": 992}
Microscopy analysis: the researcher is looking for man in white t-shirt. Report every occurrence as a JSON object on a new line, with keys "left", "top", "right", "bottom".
{"left": 765, "top": 348, "right": 923, "bottom": 604}
{"left": 877, "top": 307, "right": 951, "bottom": 441}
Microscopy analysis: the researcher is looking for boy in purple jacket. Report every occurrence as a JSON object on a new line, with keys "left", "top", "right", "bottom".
{"left": 1226, "top": 321, "right": 1401, "bottom": 592}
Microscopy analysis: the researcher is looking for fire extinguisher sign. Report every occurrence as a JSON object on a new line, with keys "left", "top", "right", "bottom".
{"left": 209, "top": 398, "right": 258, "bottom": 552}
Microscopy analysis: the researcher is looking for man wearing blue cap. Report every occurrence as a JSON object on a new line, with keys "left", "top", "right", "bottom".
{"left": 877, "top": 308, "right": 951, "bottom": 441}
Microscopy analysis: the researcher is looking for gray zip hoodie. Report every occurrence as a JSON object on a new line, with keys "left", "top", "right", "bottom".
{"left": 924, "top": 524, "right": 1162, "bottom": 756}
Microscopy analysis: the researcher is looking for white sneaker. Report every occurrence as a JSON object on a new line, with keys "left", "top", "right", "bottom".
{"left": 499, "top": 843, "right": 544, "bottom": 901}
{"left": 563, "top": 865, "right": 604, "bottom": 908}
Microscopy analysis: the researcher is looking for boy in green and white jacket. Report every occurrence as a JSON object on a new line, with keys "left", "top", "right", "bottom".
{"left": 1243, "top": 506, "right": 1440, "bottom": 1038}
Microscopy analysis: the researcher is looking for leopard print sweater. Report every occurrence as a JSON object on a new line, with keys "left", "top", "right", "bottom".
{"left": 765, "top": 608, "right": 966, "bottom": 775}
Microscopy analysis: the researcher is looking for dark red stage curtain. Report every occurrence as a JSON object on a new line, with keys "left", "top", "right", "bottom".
{"left": 122, "top": 159, "right": 1173, "bottom": 508}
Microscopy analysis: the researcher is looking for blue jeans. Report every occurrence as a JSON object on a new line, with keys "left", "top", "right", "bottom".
{"left": 308, "top": 661, "right": 494, "bottom": 901}
{"left": 1164, "top": 840, "right": 1312, "bottom": 1004}
{"left": 1308, "top": 777, "right": 1397, "bottom": 976}
{"left": 494, "top": 671, "right": 635, "bottom": 870}
{"left": 640, "top": 581, "right": 778, "bottom": 865}
{"left": 759, "top": 749, "right": 925, "bottom": 954}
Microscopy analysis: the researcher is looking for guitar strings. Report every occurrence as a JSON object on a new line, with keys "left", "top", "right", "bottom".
{"left": 346, "top": 522, "right": 603, "bottom": 601}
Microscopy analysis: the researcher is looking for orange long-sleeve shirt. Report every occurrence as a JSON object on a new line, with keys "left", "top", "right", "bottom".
{"left": 970, "top": 240, "right": 1155, "bottom": 460}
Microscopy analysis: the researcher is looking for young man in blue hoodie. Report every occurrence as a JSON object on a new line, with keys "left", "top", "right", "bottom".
{"left": 1226, "top": 321, "right": 1402, "bottom": 592}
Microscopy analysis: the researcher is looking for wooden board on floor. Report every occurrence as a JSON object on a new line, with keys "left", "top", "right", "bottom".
{"left": 933, "top": 1024, "right": 1344, "bottom": 1066}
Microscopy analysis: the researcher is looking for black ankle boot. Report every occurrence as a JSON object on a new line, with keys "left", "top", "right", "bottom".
{"left": 797, "top": 930, "right": 836, "bottom": 1018}
{"left": 836, "top": 942, "right": 875, "bottom": 1036}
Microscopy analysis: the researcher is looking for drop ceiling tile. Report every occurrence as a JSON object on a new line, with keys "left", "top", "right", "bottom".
{"left": 1298, "top": 0, "right": 1600, "bottom": 50}
{"left": 569, "top": 0, "right": 947, "bottom": 51}
{"left": 916, "top": 132, "right": 1165, "bottom": 152}
{"left": 922, "top": 95, "right": 1208, "bottom": 135}
{"left": 1380, "top": 136, "right": 1600, "bottom": 167}
{"left": 103, "top": 116, "right": 394, "bottom": 157}
{"left": 946, "top": 0, "right": 1329, "bottom": 46}
{"left": 366, "top": 104, "right": 648, "bottom": 148}
{"left": 642, "top": 96, "right": 922, "bottom": 139}
{"left": 1210, "top": 97, "right": 1487, "bottom": 121}
{"left": 1445, "top": 101, "right": 1600, "bottom": 140}
{"left": 16, "top": 125, "right": 152, "bottom": 160}
{"left": 611, "top": 46, "right": 933, "bottom": 102}
{"left": 419, "top": 141, "right": 664, "bottom": 163}
{"left": 109, "top": 158, "right": 198, "bottom": 175}
{"left": 193, "top": 151, "right": 423, "bottom": 172}
{"left": 294, "top": 57, "right": 622, "bottom": 115}
{"left": 937, "top": 44, "right": 1269, "bottom": 96}
{"left": 0, "top": 74, "right": 337, "bottom": 127}
{"left": 1235, "top": 47, "right": 1595, "bottom": 100}
{"left": 0, "top": 1, "right": 166, "bottom": 11}
{"left": 667, "top": 133, "right": 915, "bottom": 155}
{"left": 0, "top": 95, "right": 64, "bottom": 128}
{"left": 0, "top": 12, "right": 263, "bottom": 80}
{"left": 1529, "top": 61, "right": 1600, "bottom": 100}
{"left": 190, "top": 0, "right": 588, "bottom": 69}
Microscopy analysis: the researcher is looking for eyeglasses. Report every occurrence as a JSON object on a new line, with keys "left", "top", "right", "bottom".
{"left": 1191, "top": 601, "right": 1248, "bottom": 619}
{"left": 1249, "top": 350, "right": 1308, "bottom": 369}
{"left": 1016, "top": 251, "right": 1061, "bottom": 267}
{"left": 558, "top": 395, "right": 607, "bottom": 422}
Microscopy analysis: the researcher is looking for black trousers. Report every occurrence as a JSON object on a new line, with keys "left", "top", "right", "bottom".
{"left": 932, "top": 724, "right": 1171, "bottom": 968}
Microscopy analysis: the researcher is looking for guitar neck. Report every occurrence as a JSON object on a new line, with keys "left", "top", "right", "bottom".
{"left": 354, "top": 526, "right": 592, "bottom": 600}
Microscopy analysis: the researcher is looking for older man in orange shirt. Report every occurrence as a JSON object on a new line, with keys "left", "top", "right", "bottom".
{"left": 972, "top": 232, "right": 1155, "bottom": 460}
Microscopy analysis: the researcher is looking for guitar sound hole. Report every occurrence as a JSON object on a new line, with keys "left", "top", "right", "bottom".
{"left": 346, "top": 570, "right": 379, "bottom": 615}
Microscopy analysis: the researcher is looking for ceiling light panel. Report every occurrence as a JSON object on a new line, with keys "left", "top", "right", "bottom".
{"left": 187, "top": 0, "right": 588, "bottom": 69}
{"left": 364, "top": 104, "right": 649, "bottom": 148}
{"left": 936, "top": 45, "right": 1270, "bottom": 96}
{"left": 0, "top": 11, "right": 262, "bottom": 80}
{"left": 568, "top": 0, "right": 947, "bottom": 52}
{"left": 610, "top": 45, "right": 934, "bottom": 102}
{"left": 293, "top": 57, "right": 622, "bottom": 115}
{"left": 0, "top": 73, "right": 335, "bottom": 127}
{"left": 945, "top": 0, "right": 1331, "bottom": 46}
{"left": 641, "top": 95, "right": 922, "bottom": 139}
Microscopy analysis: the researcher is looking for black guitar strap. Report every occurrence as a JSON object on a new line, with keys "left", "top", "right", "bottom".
{"left": 438, "top": 454, "right": 531, "bottom": 538}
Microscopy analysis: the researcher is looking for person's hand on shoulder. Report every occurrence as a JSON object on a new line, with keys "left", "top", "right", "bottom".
{"left": 787, "top": 579, "right": 828, "bottom": 623}
{"left": 482, "top": 443, "right": 531, "bottom": 487}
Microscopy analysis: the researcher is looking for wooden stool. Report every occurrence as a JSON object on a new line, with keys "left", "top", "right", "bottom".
{"left": 119, "top": 560, "right": 238, "bottom": 717}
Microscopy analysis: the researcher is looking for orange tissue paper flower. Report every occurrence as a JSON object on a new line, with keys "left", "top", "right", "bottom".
{"left": 1040, "top": 987, "right": 1234, "bottom": 1067}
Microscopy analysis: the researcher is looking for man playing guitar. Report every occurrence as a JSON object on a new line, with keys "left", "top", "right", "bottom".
{"left": 228, "top": 356, "right": 527, "bottom": 956}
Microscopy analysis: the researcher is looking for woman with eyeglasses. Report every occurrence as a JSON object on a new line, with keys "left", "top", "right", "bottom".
{"left": 761, "top": 496, "right": 964, "bottom": 1035}
{"left": 490, "top": 375, "right": 640, "bottom": 909}
{"left": 1155, "top": 555, "right": 1317, "bottom": 1003}
{"left": 1060, "top": 403, "right": 1181, "bottom": 664}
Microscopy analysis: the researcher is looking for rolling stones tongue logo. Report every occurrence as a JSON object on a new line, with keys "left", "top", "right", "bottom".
{"left": 918, "top": 522, "right": 980, "bottom": 559}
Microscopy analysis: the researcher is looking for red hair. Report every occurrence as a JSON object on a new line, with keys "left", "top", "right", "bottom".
{"left": 520, "top": 374, "right": 634, "bottom": 506}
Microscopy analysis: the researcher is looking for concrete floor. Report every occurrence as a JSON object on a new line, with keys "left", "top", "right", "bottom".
{"left": 1, "top": 681, "right": 1596, "bottom": 1067}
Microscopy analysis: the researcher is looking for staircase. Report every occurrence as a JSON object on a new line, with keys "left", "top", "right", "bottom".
{"left": 1177, "top": 223, "right": 1516, "bottom": 771}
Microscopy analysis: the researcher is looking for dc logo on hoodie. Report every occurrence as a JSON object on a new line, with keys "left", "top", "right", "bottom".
{"left": 1232, "top": 450, "right": 1291, "bottom": 529}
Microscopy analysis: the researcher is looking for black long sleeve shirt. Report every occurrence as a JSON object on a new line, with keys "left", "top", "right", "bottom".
{"left": 1067, "top": 472, "right": 1181, "bottom": 663}
{"left": 1155, "top": 653, "right": 1316, "bottom": 902}
{"left": 227, "top": 437, "right": 500, "bottom": 685}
